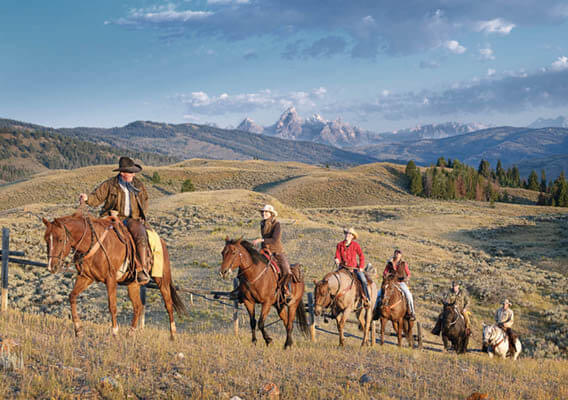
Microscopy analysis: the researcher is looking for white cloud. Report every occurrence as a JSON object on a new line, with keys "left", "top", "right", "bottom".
{"left": 551, "top": 56, "right": 568, "bottom": 70}
{"left": 479, "top": 47, "right": 495, "bottom": 60}
{"left": 179, "top": 87, "right": 328, "bottom": 115}
{"left": 445, "top": 40, "right": 466, "bottom": 54}
{"left": 475, "top": 18, "right": 515, "bottom": 35}
{"left": 111, "top": 2, "right": 568, "bottom": 59}
{"left": 487, "top": 68, "right": 496, "bottom": 76}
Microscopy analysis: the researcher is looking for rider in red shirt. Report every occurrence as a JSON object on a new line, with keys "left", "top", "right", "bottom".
{"left": 335, "top": 227, "right": 370, "bottom": 307}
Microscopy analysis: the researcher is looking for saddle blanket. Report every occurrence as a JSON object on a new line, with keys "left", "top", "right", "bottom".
{"left": 147, "top": 229, "right": 164, "bottom": 278}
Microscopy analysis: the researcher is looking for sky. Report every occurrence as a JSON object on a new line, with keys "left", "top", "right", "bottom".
{"left": 1, "top": 0, "right": 568, "bottom": 132}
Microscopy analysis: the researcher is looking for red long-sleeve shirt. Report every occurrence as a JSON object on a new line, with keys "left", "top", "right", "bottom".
{"left": 335, "top": 240, "right": 365, "bottom": 269}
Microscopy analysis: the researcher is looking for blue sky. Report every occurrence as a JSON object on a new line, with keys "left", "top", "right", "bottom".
{"left": 1, "top": 0, "right": 568, "bottom": 131}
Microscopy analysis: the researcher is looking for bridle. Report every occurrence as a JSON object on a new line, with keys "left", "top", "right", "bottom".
{"left": 381, "top": 281, "right": 402, "bottom": 310}
{"left": 222, "top": 244, "right": 270, "bottom": 285}
{"left": 48, "top": 217, "right": 88, "bottom": 270}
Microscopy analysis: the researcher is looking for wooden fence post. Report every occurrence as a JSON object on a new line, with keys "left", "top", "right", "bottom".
{"left": 1, "top": 228, "right": 9, "bottom": 313}
{"left": 307, "top": 292, "right": 316, "bottom": 342}
{"left": 139, "top": 285, "right": 146, "bottom": 329}
{"left": 232, "top": 278, "right": 239, "bottom": 337}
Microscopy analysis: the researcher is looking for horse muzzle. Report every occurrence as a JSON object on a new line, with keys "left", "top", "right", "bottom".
{"left": 219, "top": 269, "right": 229, "bottom": 280}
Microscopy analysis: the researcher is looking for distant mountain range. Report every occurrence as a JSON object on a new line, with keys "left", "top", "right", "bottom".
{"left": 528, "top": 116, "right": 568, "bottom": 129}
{"left": 355, "top": 126, "right": 568, "bottom": 177}
{"left": 0, "top": 118, "right": 377, "bottom": 174}
{"left": 237, "top": 107, "right": 489, "bottom": 148}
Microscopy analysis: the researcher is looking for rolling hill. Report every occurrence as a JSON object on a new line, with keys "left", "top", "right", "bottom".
{"left": 355, "top": 126, "right": 568, "bottom": 177}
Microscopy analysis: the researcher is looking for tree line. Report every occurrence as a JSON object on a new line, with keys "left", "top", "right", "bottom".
{"left": 405, "top": 157, "right": 568, "bottom": 207}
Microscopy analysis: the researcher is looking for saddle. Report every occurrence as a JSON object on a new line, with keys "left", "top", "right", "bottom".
{"left": 260, "top": 249, "right": 280, "bottom": 275}
{"left": 341, "top": 267, "right": 372, "bottom": 305}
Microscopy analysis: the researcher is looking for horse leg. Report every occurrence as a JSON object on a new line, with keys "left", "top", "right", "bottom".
{"left": 337, "top": 309, "right": 350, "bottom": 347}
{"left": 360, "top": 309, "right": 372, "bottom": 347}
{"left": 243, "top": 300, "right": 257, "bottom": 344}
{"left": 105, "top": 278, "right": 119, "bottom": 337}
{"left": 69, "top": 276, "right": 92, "bottom": 337}
{"left": 380, "top": 317, "right": 385, "bottom": 345}
{"left": 441, "top": 334, "right": 449, "bottom": 351}
{"left": 406, "top": 320, "right": 414, "bottom": 349}
{"left": 395, "top": 320, "right": 403, "bottom": 347}
{"left": 126, "top": 283, "right": 144, "bottom": 337}
{"left": 278, "top": 304, "right": 296, "bottom": 350}
{"left": 154, "top": 277, "right": 177, "bottom": 341}
{"left": 257, "top": 302, "right": 273, "bottom": 346}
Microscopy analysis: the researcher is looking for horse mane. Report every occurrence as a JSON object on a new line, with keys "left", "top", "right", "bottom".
{"left": 227, "top": 239, "right": 268, "bottom": 265}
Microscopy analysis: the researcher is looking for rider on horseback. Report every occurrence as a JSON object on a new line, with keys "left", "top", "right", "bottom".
{"left": 78, "top": 156, "right": 151, "bottom": 284}
{"left": 252, "top": 205, "right": 293, "bottom": 304}
{"left": 494, "top": 299, "right": 517, "bottom": 349}
{"left": 376, "top": 249, "right": 416, "bottom": 320}
{"left": 432, "top": 281, "right": 471, "bottom": 336}
{"left": 334, "top": 227, "right": 370, "bottom": 308}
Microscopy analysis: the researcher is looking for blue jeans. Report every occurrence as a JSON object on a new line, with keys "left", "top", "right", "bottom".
{"left": 376, "top": 282, "right": 415, "bottom": 314}
{"left": 354, "top": 269, "right": 370, "bottom": 300}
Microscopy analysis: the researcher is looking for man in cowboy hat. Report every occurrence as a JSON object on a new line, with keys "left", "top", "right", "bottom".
{"left": 495, "top": 299, "right": 516, "bottom": 344}
{"left": 377, "top": 249, "right": 416, "bottom": 320}
{"left": 252, "top": 204, "right": 293, "bottom": 303}
{"left": 79, "top": 156, "right": 151, "bottom": 284}
{"left": 432, "top": 280, "right": 470, "bottom": 335}
{"left": 335, "top": 227, "right": 370, "bottom": 307}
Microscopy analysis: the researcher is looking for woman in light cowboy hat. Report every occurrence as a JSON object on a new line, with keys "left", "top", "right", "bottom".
{"left": 334, "top": 227, "right": 370, "bottom": 307}
{"left": 78, "top": 156, "right": 151, "bottom": 284}
{"left": 252, "top": 204, "right": 292, "bottom": 303}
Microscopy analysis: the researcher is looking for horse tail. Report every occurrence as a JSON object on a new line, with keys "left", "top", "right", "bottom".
{"left": 170, "top": 282, "right": 189, "bottom": 317}
{"left": 294, "top": 298, "right": 310, "bottom": 338}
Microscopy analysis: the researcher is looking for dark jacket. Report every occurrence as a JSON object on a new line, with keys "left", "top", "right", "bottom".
{"left": 86, "top": 175, "right": 148, "bottom": 220}
{"left": 261, "top": 217, "right": 284, "bottom": 254}
{"left": 384, "top": 259, "right": 410, "bottom": 282}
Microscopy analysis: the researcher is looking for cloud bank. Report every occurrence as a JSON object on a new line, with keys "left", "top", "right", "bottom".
{"left": 110, "top": 1, "right": 568, "bottom": 59}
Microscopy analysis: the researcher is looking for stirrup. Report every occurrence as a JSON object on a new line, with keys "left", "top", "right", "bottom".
{"left": 136, "top": 269, "right": 150, "bottom": 284}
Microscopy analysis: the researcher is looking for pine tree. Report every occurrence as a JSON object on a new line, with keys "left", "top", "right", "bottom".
{"left": 527, "top": 170, "right": 539, "bottom": 191}
{"left": 511, "top": 165, "right": 521, "bottom": 187}
{"left": 540, "top": 169, "right": 547, "bottom": 193}
{"left": 405, "top": 160, "right": 418, "bottom": 177}
{"left": 436, "top": 157, "right": 447, "bottom": 168}
{"left": 496, "top": 160, "right": 506, "bottom": 185}
{"left": 478, "top": 159, "right": 491, "bottom": 178}
{"left": 409, "top": 170, "right": 423, "bottom": 196}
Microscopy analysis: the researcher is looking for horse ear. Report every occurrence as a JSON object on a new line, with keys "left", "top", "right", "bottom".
{"left": 313, "top": 279, "right": 317, "bottom": 285}
{"left": 236, "top": 236, "right": 243, "bottom": 244}
{"left": 42, "top": 217, "right": 50, "bottom": 226}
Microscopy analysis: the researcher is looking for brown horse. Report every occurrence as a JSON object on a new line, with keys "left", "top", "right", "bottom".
{"left": 313, "top": 269, "right": 378, "bottom": 347}
{"left": 220, "top": 238, "right": 309, "bottom": 349}
{"left": 42, "top": 211, "right": 187, "bottom": 340}
{"left": 374, "top": 274, "right": 415, "bottom": 348}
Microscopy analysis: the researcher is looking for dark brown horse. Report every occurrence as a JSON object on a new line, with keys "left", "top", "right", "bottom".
{"left": 42, "top": 211, "right": 187, "bottom": 340}
{"left": 374, "top": 274, "right": 415, "bottom": 348}
{"left": 220, "top": 238, "right": 309, "bottom": 349}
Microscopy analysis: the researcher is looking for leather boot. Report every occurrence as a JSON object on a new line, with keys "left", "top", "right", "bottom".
{"left": 279, "top": 274, "right": 293, "bottom": 304}
{"left": 431, "top": 316, "right": 442, "bottom": 335}
{"left": 136, "top": 245, "right": 151, "bottom": 285}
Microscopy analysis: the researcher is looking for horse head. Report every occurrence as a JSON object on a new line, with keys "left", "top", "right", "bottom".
{"left": 219, "top": 238, "right": 243, "bottom": 279}
{"left": 313, "top": 279, "right": 332, "bottom": 316}
{"left": 42, "top": 217, "right": 72, "bottom": 273}
{"left": 482, "top": 323, "right": 498, "bottom": 347}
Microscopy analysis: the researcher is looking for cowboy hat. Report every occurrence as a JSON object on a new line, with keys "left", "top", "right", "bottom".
{"left": 113, "top": 156, "right": 142, "bottom": 173}
{"left": 259, "top": 204, "right": 278, "bottom": 217}
{"left": 343, "top": 227, "right": 358, "bottom": 239}
{"left": 502, "top": 299, "right": 512, "bottom": 306}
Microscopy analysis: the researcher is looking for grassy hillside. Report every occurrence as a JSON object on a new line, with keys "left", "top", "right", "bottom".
{"left": 0, "top": 128, "right": 178, "bottom": 183}
{"left": 1, "top": 310, "right": 566, "bottom": 399}
{"left": 1, "top": 161, "right": 567, "bottom": 398}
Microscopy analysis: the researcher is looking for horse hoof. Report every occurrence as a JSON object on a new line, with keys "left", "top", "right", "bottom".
{"left": 265, "top": 339, "right": 273, "bottom": 346}
{"left": 74, "top": 330, "right": 83, "bottom": 338}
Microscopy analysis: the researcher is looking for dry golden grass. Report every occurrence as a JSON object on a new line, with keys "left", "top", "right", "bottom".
{"left": 1, "top": 309, "right": 567, "bottom": 399}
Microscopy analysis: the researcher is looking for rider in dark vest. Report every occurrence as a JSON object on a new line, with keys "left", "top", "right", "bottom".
{"left": 79, "top": 156, "right": 151, "bottom": 284}
{"left": 252, "top": 205, "right": 292, "bottom": 304}
{"left": 376, "top": 249, "right": 416, "bottom": 320}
